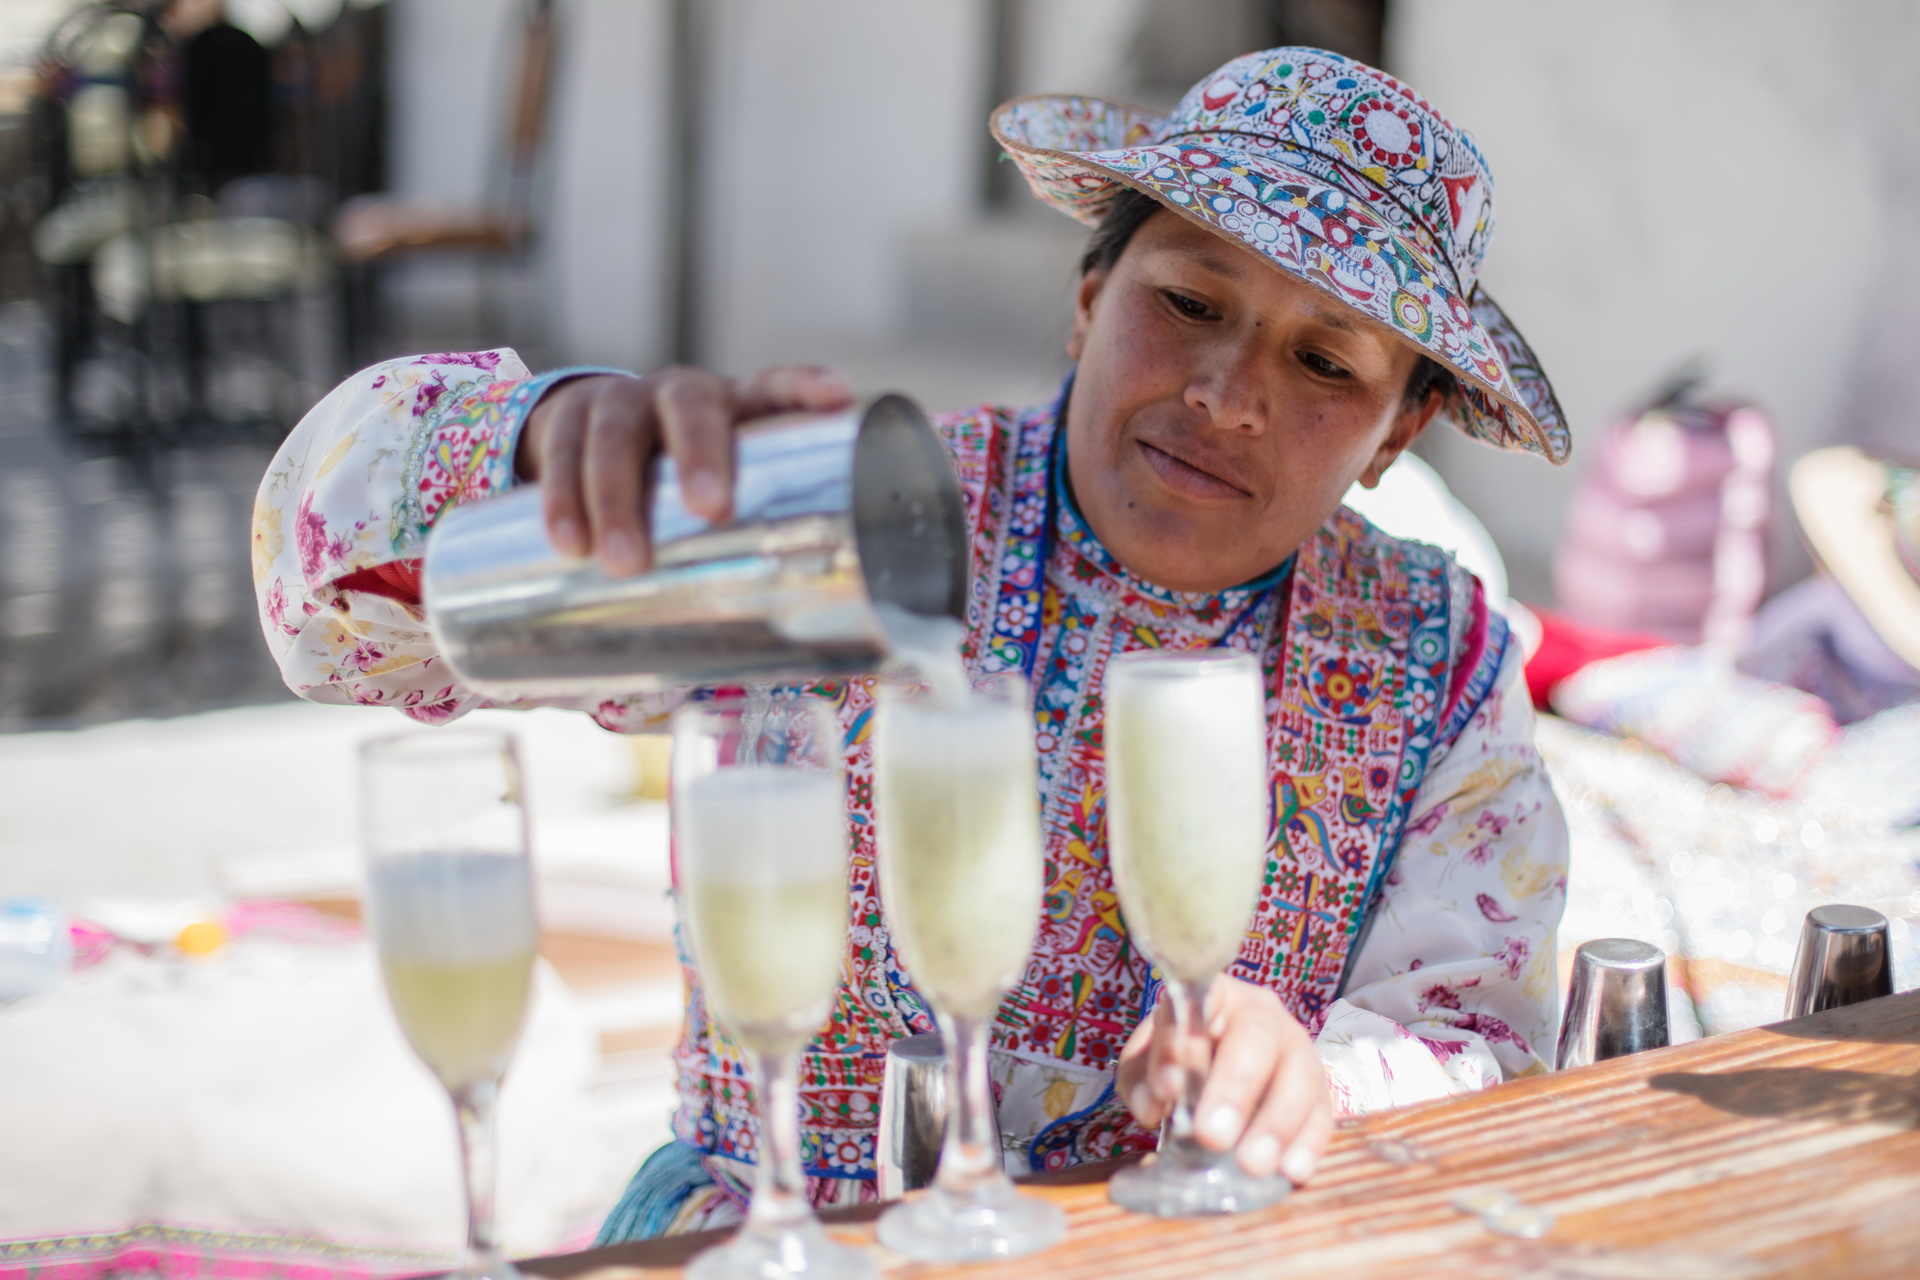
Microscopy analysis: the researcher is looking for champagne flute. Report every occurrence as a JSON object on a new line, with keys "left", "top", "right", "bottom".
{"left": 673, "top": 694, "right": 875, "bottom": 1280}
{"left": 873, "top": 673, "right": 1066, "bottom": 1261}
{"left": 361, "top": 729, "right": 538, "bottom": 1280}
{"left": 1102, "top": 650, "right": 1292, "bottom": 1217}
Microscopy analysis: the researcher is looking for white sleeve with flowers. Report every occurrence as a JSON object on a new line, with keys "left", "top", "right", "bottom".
{"left": 1312, "top": 641, "right": 1568, "bottom": 1115}
{"left": 250, "top": 349, "right": 670, "bottom": 732}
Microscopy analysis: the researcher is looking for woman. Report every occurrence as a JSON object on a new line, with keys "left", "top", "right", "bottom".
{"left": 254, "top": 47, "right": 1569, "bottom": 1236}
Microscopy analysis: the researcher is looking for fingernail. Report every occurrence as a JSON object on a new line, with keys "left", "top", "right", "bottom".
{"left": 603, "top": 530, "right": 638, "bottom": 572}
{"left": 1282, "top": 1142, "right": 1318, "bottom": 1184}
{"left": 552, "top": 517, "right": 583, "bottom": 555}
{"left": 683, "top": 471, "right": 724, "bottom": 513}
{"left": 1237, "top": 1132, "right": 1281, "bottom": 1177}
{"left": 1200, "top": 1104, "right": 1242, "bottom": 1148}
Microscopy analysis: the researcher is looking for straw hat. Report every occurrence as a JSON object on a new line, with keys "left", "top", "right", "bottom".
{"left": 991, "top": 47, "right": 1568, "bottom": 463}
{"left": 1789, "top": 446, "right": 1920, "bottom": 670}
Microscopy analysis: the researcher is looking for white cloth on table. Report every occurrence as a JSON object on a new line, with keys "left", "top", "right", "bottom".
{"left": 0, "top": 933, "right": 607, "bottom": 1261}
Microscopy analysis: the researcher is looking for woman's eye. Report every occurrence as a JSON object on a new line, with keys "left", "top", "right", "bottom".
{"left": 1164, "top": 291, "right": 1215, "bottom": 319}
{"left": 1299, "top": 351, "right": 1348, "bottom": 378}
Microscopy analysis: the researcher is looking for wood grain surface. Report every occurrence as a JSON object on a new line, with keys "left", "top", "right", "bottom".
{"left": 524, "top": 992, "right": 1920, "bottom": 1280}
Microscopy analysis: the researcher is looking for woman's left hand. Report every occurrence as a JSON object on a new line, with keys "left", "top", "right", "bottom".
{"left": 1116, "top": 975, "right": 1333, "bottom": 1184}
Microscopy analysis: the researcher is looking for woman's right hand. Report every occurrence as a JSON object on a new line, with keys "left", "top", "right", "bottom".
{"left": 515, "top": 364, "right": 854, "bottom": 576}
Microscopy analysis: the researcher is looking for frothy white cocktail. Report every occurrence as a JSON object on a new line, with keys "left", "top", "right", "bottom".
{"left": 1104, "top": 651, "right": 1271, "bottom": 983}
{"left": 370, "top": 851, "right": 539, "bottom": 1093}
{"left": 679, "top": 767, "right": 850, "bottom": 1055}
{"left": 875, "top": 692, "right": 1044, "bottom": 1019}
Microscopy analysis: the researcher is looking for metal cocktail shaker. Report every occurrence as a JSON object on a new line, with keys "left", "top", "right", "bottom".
{"left": 877, "top": 1032, "right": 950, "bottom": 1200}
{"left": 1783, "top": 904, "right": 1894, "bottom": 1019}
{"left": 1555, "top": 938, "right": 1670, "bottom": 1070}
{"left": 422, "top": 395, "right": 968, "bottom": 698}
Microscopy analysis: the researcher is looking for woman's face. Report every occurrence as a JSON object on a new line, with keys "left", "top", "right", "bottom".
{"left": 1065, "top": 210, "right": 1442, "bottom": 594}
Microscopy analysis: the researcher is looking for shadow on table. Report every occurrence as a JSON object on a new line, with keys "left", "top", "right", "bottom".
{"left": 521, "top": 1158, "right": 1136, "bottom": 1276}
{"left": 1649, "top": 1067, "right": 1920, "bottom": 1127}
{"left": 1765, "top": 994, "right": 1920, "bottom": 1045}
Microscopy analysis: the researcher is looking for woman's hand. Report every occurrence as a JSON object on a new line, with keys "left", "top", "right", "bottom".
{"left": 516, "top": 364, "right": 854, "bottom": 576}
{"left": 1116, "top": 975, "right": 1333, "bottom": 1184}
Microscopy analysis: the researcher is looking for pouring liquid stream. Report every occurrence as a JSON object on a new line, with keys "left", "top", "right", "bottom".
{"left": 875, "top": 603, "right": 971, "bottom": 708}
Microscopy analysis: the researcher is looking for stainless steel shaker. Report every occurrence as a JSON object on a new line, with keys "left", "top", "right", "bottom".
{"left": 1555, "top": 938, "right": 1670, "bottom": 1070}
{"left": 877, "top": 1032, "right": 949, "bottom": 1199}
{"left": 422, "top": 394, "right": 968, "bottom": 698}
{"left": 1784, "top": 904, "right": 1894, "bottom": 1019}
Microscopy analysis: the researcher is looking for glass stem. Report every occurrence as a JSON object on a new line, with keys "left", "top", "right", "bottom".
{"left": 453, "top": 1078, "right": 503, "bottom": 1266}
{"left": 1165, "top": 976, "right": 1215, "bottom": 1147}
{"left": 935, "top": 1012, "right": 1003, "bottom": 1198}
{"left": 746, "top": 1049, "right": 811, "bottom": 1241}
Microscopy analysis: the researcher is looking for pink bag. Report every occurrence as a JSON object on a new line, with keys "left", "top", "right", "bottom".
{"left": 1554, "top": 401, "right": 1773, "bottom": 647}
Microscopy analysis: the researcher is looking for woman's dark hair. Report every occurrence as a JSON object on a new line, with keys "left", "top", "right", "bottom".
{"left": 1079, "top": 186, "right": 1456, "bottom": 410}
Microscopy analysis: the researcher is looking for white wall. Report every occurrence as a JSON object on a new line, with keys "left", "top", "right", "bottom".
{"left": 539, "top": 0, "right": 671, "bottom": 368}
{"left": 1389, "top": 1, "right": 1920, "bottom": 600}
{"left": 387, "top": 0, "right": 671, "bottom": 369}
{"left": 695, "top": 0, "right": 989, "bottom": 372}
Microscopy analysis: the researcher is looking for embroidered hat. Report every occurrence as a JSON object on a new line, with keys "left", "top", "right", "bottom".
{"left": 991, "top": 47, "right": 1569, "bottom": 463}
{"left": 1790, "top": 446, "right": 1920, "bottom": 671}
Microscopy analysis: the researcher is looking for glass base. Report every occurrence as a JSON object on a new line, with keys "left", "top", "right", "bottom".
{"left": 1108, "top": 1138, "right": 1293, "bottom": 1218}
{"left": 454, "top": 1249, "right": 523, "bottom": 1280}
{"left": 687, "top": 1219, "right": 877, "bottom": 1280}
{"left": 877, "top": 1179, "right": 1067, "bottom": 1263}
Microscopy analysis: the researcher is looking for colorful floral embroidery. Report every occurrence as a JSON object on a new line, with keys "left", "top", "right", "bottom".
{"left": 254, "top": 351, "right": 1567, "bottom": 1201}
{"left": 397, "top": 365, "right": 628, "bottom": 547}
{"left": 669, "top": 400, "right": 1480, "bottom": 1184}
{"left": 991, "top": 47, "right": 1570, "bottom": 464}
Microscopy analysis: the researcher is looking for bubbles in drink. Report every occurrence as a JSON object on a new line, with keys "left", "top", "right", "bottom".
{"left": 679, "top": 767, "right": 850, "bottom": 1055}
{"left": 875, "top": 691, "right": 1045, "bottom": 1019}
{"left": 369, "top": 852, "right": 538, "bottom": 1092}
{"left": 1105, "top": 653, "right": 1270, "bottom": 984}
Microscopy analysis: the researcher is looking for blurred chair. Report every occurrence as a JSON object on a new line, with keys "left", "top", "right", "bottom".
{"left": 30, "top": 1, "right": 342, "bottom": 438}
{"left": 28, "top": 2, "right": 150, "bottom": 426}
{"left": 331, "top": 0, "right": 556, "bottom": 366}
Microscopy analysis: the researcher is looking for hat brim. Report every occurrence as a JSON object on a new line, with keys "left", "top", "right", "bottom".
{"left": 992, "top": 93, "right": 1569, "bottom": 464}
{"left": 1789, "top": 446, "right": 1920, "bottom": 670}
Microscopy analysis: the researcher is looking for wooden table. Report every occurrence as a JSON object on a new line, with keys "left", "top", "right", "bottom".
{"left": 525, "top": 993, "right": 1920, "bottom": 1279}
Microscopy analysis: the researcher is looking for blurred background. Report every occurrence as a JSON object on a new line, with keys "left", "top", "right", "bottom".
{"left": 0, "top": 0, "right": 1916, "bottom": 725}
{"left": 1, "top": 0, "right": 1917, "bottom": 1269}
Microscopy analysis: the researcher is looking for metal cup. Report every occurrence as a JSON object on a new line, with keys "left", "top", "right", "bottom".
{"left": 422, "top": 394, "right": 968, "bottom": 698}
{"left": 876, "top": 1032, "right": 948, "bottom": 1200}
{"left": 1555, "top": 938, "right": 1670, "bottom": 1070}
{"left": 1784, "top": 904, "right": 1893, "bottom": 1019}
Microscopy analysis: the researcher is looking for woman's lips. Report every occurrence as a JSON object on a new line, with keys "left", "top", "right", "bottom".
{"left": 1137, "top": 439, "right": 1252, "bottom": 501}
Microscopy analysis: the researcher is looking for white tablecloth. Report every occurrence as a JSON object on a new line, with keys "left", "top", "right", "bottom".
{"left": 0, "top": 932, "right": 612, "bottom": 1272}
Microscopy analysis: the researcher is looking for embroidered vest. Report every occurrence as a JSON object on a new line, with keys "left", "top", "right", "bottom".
{"left": 668, "top": 402, "right": 1500, "bottom": 1201}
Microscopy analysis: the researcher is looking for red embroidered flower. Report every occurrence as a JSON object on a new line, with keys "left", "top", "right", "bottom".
{"left": 1350, "top": 99, "right": 1423, "bottom": 168}
{"left": 1310, "top": 655, "right": 1376, "bottom": 718}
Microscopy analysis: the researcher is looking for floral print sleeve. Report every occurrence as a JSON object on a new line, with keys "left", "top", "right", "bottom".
{"left": 250, "top": 350, "right": 666, "bottom": 729}
{"left": 1314, "top": 640, "right": 1569, "bottom": 1114}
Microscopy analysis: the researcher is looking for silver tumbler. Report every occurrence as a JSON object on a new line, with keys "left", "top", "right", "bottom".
{"left": 1784, "top": 904, "right": 1894, "bottom": 1019}
{"left": 876, "top": 1032, "right": 949, "bottom": 1200}
{"left": 422, "top": 394, "right": 968, "bottom": 698}
{"left": 1555, "top": 938, "right": 1670, "bottom": 1070}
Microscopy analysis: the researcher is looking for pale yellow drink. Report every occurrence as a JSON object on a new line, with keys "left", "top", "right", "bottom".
{"left": 381, "top": 952, "right": 536, "bottom": 1091}
{"left": 678, "top": 767, "right": 849, "bottom": 1055}
{"left": 875, "top": 694, "right": 1044, "bottom": 1019}
{"left": 369, "top": 852, "right": 538, "bottom": 1092}
{"left": 1105, "top": 652, "right": 1270, "bottom": 983}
